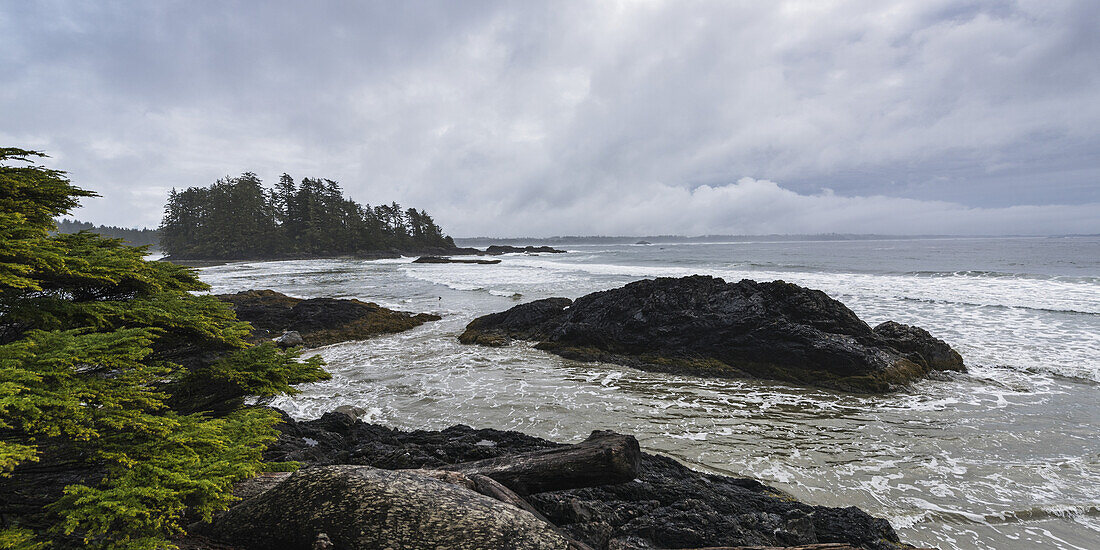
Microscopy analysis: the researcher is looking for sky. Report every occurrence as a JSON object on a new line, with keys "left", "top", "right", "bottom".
{"left": 2, "top": 0, "right": 1098, "bottom": 236}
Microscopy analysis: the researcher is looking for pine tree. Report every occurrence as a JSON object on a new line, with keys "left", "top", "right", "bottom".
{"left": 0, "top": 148, "right": 329, "bottom": 548}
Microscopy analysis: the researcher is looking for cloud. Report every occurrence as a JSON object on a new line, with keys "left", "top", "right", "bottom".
{"left": 1, "top": 0, "right": 1097, "bottom": 235}
{"left": 437, "top": 177, "right": 1100, "bottom": 236}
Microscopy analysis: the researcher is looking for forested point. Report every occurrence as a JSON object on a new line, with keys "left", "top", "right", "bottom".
{"left": 54, "top": 218, "right": 160, "bottom": 248}
{"left": 159, "top": 173, "right": 456, "bottom": 260}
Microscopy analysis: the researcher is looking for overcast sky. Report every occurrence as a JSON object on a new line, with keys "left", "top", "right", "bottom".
{"left": 2, "top": 0, "right": 1098, "bottom": 236}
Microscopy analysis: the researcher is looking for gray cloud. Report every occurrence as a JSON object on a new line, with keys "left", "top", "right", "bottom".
{"left": 1, "top": 0, "right": 1097, "bottom": 236}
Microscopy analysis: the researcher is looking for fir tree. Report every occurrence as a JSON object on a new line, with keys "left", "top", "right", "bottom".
{"left": 0, "top": 148, "right": 329, "bottom": 548}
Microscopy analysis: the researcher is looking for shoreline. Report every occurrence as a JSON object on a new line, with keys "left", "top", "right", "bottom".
{"left": 161, "top": 244, "right": 568, "bottom": 267}
{"left": 160, "top": 247, "right": 479, "bottom": 267}
{"left": 215, "top": 406, "right": 923, "bottom": 550}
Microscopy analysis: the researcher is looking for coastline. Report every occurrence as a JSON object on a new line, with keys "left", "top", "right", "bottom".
{"left": 159, "top": 247, "right": 481, "bottom": 267}
{"left": 185, "top": 406, "right": 923, "bottom": 550}
{"left": 183, "top": 241, "right": 1100, "bottom": 549}
{"left": 183, "top": 289, "right": 928, "bottom": 549}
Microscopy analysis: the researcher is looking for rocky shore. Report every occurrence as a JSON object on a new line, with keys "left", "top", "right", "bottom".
{"left": 186, "top": 408, "right": 920, "bottom": 550}
{"left": 165, "top": 288, "right": 934, "bottom": 548}
{"left": 162, "top": 244, "right": 566, "bottom": 266}
{"left": 485, "top": 245, "right": 567, "bottom": 255}
{"left": 460, "top": 275, "right": 964, "bottom": 392}
{"left": 413, "top": 255, "right": 503, "bottom": 264}
{"left": 216, "top": 289, "right": 440, "bottom": 347}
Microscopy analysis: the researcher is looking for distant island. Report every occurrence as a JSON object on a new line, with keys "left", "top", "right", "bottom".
{"left": 159, "top": 172, "right": 460, "bottom": 260}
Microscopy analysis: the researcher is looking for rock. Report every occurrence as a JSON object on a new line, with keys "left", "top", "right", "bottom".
{"left": 331, "top": 404, "right": 368, "bottom": 420}
{"left": 203, "top": 465, "right": 573, "bottom": 550}
{"left": 485, "top": 245, "right": 567, "bottom": 255}
{"left": 256, "top": 412, "right": 912, "bottom": 550}
{"left": 872, "top": 321, "right": 965, "bottom": 372}
{"left": 458, "top": 276, "right": 964, "bottom": 393}
{"left": 635, "top": 241, "right": 652, "bottom": 245}
{"left": 217, "top": 289, "right": 441, "bottom": 347}
{"left": 458, "top": 297, "right": 573, "bottom": 347}
{"left": 413, "top": 256, "right": 502, "bottom": 264}
{"left": 274, "top": 330, "right": 304, "bottom": 347}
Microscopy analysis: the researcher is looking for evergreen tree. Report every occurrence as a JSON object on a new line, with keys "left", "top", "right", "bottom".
{"left": 0, "top": 148, "right": 329, "bottom": 548}
{"left": 158, "top": 172, "right": 455, "bottom": 259}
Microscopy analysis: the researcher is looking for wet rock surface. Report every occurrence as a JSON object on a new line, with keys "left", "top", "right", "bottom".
{"left": 459, "top": 276, "right": 964, "bottom": 392}
{"left": 259, "top": 410, "right": 911, "bottom": 550}
{"left": 217, "top": 289, "right": 440, "bottom": 347}
{"left": 202, "top": 465, "right": 574, "bottom": 550}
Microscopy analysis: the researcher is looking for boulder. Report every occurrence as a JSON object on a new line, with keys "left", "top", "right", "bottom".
{"left": 459, "top": 276, "right": 964, "bottom": 392}
{"left": 205, "top": 465, "right": 574, "bottom": 550}
{"left": 274, "top": 330, "right": 304, "bottom": 347}
{"left": 217, "top": 289, "right": 441, "bottom": 347}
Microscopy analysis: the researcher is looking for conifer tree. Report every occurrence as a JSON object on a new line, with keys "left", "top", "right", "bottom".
{"left": 0, "top": 148, "right": 329, "bottom": 548}
{"left": 158, "top": 172, "right": 454, "bottom": 259}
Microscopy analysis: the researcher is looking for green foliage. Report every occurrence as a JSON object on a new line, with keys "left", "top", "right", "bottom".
{"left": 159, "top": 172, "right": 454, "bottom": 259}
{"left": 0, "top": 527, "right": 48, "bottom": 550}
{"left": 0, "top": 148, "right": 330, "bottom": 548}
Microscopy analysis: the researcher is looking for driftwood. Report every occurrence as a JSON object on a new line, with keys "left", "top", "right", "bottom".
{"left": 688, "top": 545, "right": 860, "bottom": 550}
{"left": 442, "top": 430, "right": 641, "bottom": 495}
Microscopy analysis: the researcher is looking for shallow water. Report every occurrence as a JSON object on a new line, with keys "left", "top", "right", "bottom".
{"left": 199, "top": 236, "right": 1100, "bottom": 550}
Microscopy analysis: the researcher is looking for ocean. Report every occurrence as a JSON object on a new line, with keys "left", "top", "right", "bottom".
{"left": 197, "top": 236, "right": 1100, "bottom": 550}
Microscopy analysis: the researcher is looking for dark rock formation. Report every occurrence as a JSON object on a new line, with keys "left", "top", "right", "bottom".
{"left": 256, "top": 411, "right": 910, "bottom": 550}
{"left": 460, "top": 297, "right": 574, "bottom": 347}
{"left": 485, "top": 245, "right": 567, "bottom": 255}
{"left": 203, "top": 465, "right": 574, "bottom": 550}
{"left": 635, "top": 241, "right": 652, "bottom": 245}
{"left": 413, "top": 256, "right": 502, "bottom": 264}
{"left": 872, "top": 321, "right": 964, "bottom": 373}
{"left": 217, "top": 289, "right": 440, "bottom": 347}
{"left": 459, "top": 276, "right": 964, "bottom": 393}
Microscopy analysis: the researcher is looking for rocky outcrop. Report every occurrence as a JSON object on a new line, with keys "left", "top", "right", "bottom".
{"left": 485, "top": 245, "right": 567, "bottom": 255}
{"left": 460, "top": 297, "right": 574, "bottom": 347}
{"left": 254, "top": 411, "right": 911, "bottom": 550}
{"left": 413, "top": 256, "right": 502, "bottom": 264}
{"left": 459, "top": 276, "right": 964, "bottom": 393}
{"left": 203, "top": 465, "right": 575, "bottom": 550}
{"left": 217, "top": 289, "right": 440, "bottom": 347}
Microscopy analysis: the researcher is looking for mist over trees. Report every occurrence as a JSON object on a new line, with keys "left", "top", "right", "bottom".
{"left": 160, "top": 173, "right": 454, "bottom": 259}
{"left": 55, "top": 218, "right": 160, "bottom": 247}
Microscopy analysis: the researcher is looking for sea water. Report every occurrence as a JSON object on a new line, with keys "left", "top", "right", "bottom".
{"left": 198, "top": 236, "right": 1100, "bottom": 550}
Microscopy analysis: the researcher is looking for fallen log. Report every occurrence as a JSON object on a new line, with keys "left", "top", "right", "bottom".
{"left": 688, "top": 545, "right": 860, "bottom": 550}
{"left": 442, "top": 430, "right": 641, "bottom": 495}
